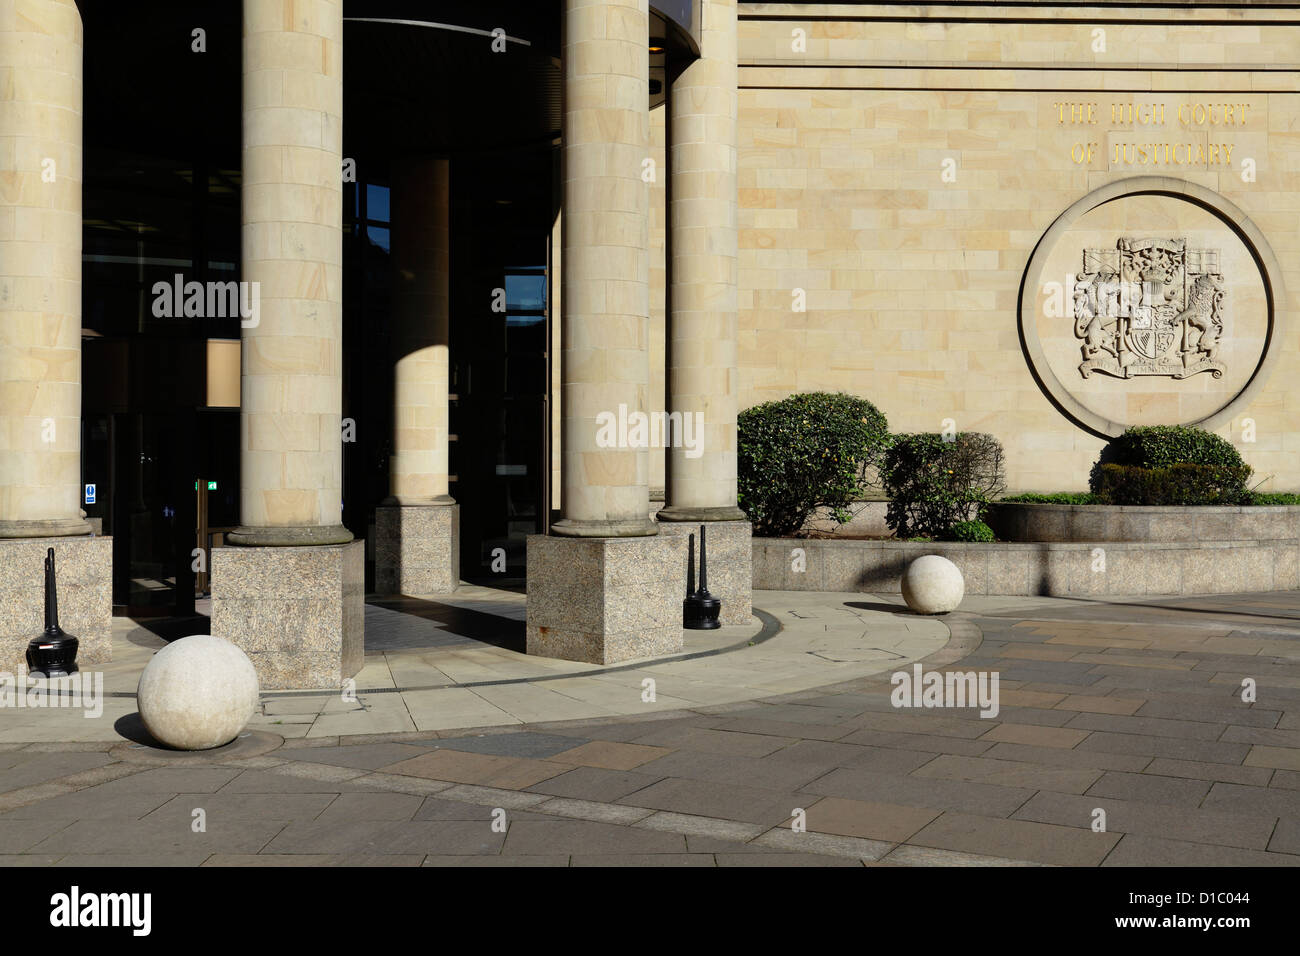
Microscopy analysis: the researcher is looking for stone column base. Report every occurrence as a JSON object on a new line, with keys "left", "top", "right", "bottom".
{"left": 656, "top": 519, "right": 752, "bottom": 625}
{"left": 212, "top": 540, "right": 364, "bottom": 690}
{"left": 375, "top": 503, "right": 459, "bottom": 595}
{"left": 526, "top": 533, "right": 686, "bottom": 664}
{"left": 0, "top": 536, "right": 112, "bottom": 673}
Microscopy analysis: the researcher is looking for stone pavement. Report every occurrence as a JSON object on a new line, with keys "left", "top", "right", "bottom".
{"left": 0, "top": 587, "right": 947, "bottom": 743}
{"left": 2, "top": 589, "right": 1299, "bottom": 866}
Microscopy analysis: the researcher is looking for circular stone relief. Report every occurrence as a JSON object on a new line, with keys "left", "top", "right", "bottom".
{"left": 1019, "top": 179, "right": 1283, "bottom": 438}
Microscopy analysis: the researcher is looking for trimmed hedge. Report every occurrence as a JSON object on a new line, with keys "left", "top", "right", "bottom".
{"left": 946, "top": 519, "right": 995, "bottom": 542}
{"left": 1092, "top": 463, "right": 1254, "bottom": 506}
{"left": 1089, "top": 425, "right": 1252, "bottom": 505}
{"left": 737, "top": 392, "right": 890, "bottom": 537}
{"left": 1000, "top": 492, "right": 1102, "bottom": 505}
{"left": 1108, "top": 425, "right": 1246, "bottom": 470}
{"left": 1001, "top": 490, "right": 1300, "bottom": 507}
{"left": 882, "top": 432, "right": 1006, "bottom": 538}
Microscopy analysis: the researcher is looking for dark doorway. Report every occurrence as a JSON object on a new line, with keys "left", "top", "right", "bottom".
{"left": 79, "top": 0, "right": 242, "bottom": 615}
{"left": 450, "top": 146, "right": 555, "bottom": 583}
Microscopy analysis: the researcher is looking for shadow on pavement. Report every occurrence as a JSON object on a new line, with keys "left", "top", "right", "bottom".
{"left": 366, "top": 596, "right": 526, "bottom": 653}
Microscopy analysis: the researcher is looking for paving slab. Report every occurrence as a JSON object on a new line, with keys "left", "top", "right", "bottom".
{"left": 217, "top": 769, "right": 388, "bottom": 794}
{"left": 312, "top": 792, "right": 424, "bottom": 821}
{"left": 617, "top": 777, "right": 803, "bottom": 826}
{"left": 204, "top": 853, "right": 425, "bottom": 866}
{"left": 912, "top": 754, "right": 1102, "bottom": 793}
{"left": 906, "top": 812, "right": 1119, "bottom": 867}
{"left": 282, "top": 743, "right": 434, "bottom": 770}
{"left": 0, "top": 752, "right": 114, "bottom": 794}
{"left": 1201, "top": 781, "right": 1300, "bottom": 818}
{"left": 414, "top": 732, "right": 594, "bottom": 760}
{"left": 801, "top": 768, "right": 1034, "bottom": 818}
{"left": 1102, "top": 834, "right": 1300, "bottom": 867}
{"left": 1013, "top": 790, "right": 1277, "bottom": 850}
{"left": 378, "top": 750, "right": 570, "bottom": 790}
{"left": 28, "top": 818, "right": 288, "bottom": 855}
{"left": 141, "top": 792, "right": 336, "bottom": 823}
{"left": 1086, "top": 765, "right": 1214, "bottom": 804}
{"left": 263, "top": 819, "right": 505, "bottom": 856}
{"left": 0, "top": 789, "right": 174, "bottom": 821}
{"left": 714, "top": 852, "right": 862, "bottom": 866}
{"left": 793, "top": 796, "right": 941, "bottom": 843}
{"left": 526, "top": 767, "right": 664, "bottom": 803}
{"left": 630, "top": 750, "right": 831, "bottom": 793}
{"left": 502, "top": 819, "right": 688, "bottom": 856}
{"left": 1140, "top": 757, "right": 1272, "bottom": 787}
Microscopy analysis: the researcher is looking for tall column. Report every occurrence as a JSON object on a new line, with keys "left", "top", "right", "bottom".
{"left": 658, "top": 0, "right": 751, "bottom": 624}
{"left": 526, "top": 0, "right": 685, "bottom": 664}
{"left": 0, "top": 0, "right": 88, "bottom": 540}
{"left": 229, "top": 0, "right": 349, "bottom": 548}
{"left": 375, "top": 157, "right": 459, "bottom": 594}
{"left": 551, "top": 0, "right": 656, "bottom": 538}
{"left": 0, "top": 0, "right": 111, "bottom": 672}
{"left": 213, "top": 0, "right": 362, "bottom": 689}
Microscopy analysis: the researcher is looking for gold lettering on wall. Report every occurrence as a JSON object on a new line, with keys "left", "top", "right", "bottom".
{"left": 1054, "top": 100, "right": 1248, "bottom": 168}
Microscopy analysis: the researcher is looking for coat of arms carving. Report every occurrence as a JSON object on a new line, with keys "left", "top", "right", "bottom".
{"left": 1072, "top": 238, "right": 1226, "bottom": 380}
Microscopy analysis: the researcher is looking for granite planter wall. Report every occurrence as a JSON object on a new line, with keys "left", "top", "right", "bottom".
{"left": 753, "top": 536, "right": 1300, "bottom": 597}
{"left": 211, "top": 540, "right": 364, "bottom": 690}
{"left": 985, "top": 503, "right": 1300, "bottom": 544}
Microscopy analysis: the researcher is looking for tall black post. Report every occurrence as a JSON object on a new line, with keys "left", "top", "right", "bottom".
{"left": 28, "top": 547, "right": 79, "bottom": 677}
{"left": 685, "top": 533, "right": 696, "bottom": 597}
{"left": 683, "top": 524, "right": 722, "bottom": 630}
{"left": 44, "top": 548, "right": 58, "bottom": 634}
{"left": 698, "top": 525, "right": 709, "bottom": 593}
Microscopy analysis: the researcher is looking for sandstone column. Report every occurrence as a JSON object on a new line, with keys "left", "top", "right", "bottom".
{"left": 658, "top": 0, "right": 750, "bottom": 624}
{"left": 526, "top": 0, "right": 685, "bottom": 663}
{"left": 0, "top": 0, "right": 111, "bottom": 671}
{"left": 0, "top": 0, "right": 87, "bottom": 540}
{"left": 213, "top": 0, "right": 362, "bottom": 689}
{"left": 375, "top": 157, "right": 459, "bottom": 594}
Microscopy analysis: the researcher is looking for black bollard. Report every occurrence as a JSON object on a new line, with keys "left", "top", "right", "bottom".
{"left": 685, "top": 533, "right": 696, "bottom": 597}
{"left": 683, "top": 525, "right": 722, "bottom": 630}
{"left": 27, "top": 547, "right": 79, "bottom": 677}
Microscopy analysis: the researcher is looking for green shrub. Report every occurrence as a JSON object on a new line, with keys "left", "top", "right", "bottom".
{"left": 1089, "top": 425, "right": 1251, "bottom": 504}
{"left": 946, "top": 519, "right": 995, "bottom": 542}
{"left": 737, "top": 392, "right": 890, "bottom": 537}
{"left": 1108, "top": 425, "right": 1246, "bottom": 469}
{"left": 1000, "top": 492, "right": 1102, "bottom": 505}
{"left": 1092, "top": 463, "right": 1254, "bottom": 505}
{"left": 882, "top": 432, "right": 1007, "bottom": 538}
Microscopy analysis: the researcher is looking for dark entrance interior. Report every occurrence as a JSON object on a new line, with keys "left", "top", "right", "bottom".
{"left": 341, "top": 3, "right": 563, "bottom": 585}
{"left": 79, "top": 0, "right": 242, "bottom": 616}
{"left": 78, "top": 0, "right": 564, "bottom": 611}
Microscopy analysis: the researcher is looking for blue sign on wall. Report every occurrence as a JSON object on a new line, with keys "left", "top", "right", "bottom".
{"left": 84, "top": 483, "right": 96, "bottom": 505}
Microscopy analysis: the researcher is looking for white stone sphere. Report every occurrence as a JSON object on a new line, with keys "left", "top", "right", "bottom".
{"left": 901, "top": 555, "right": 965, "bottom": 614}
{"left": 137, "top": 635, "right": 259, "bottom": 750}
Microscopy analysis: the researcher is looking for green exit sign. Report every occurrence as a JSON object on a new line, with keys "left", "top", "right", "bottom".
{"left": 194, "top": 481, "right": 218, "bottom": 491}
